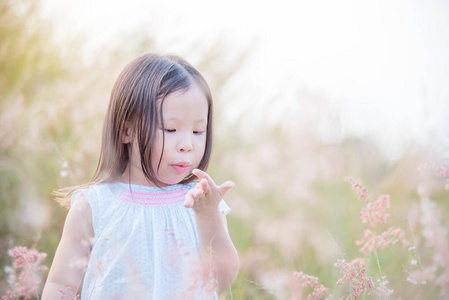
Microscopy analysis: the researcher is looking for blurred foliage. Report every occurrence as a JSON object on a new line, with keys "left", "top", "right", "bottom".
{"left": 0, "top": 0, "right": 67, "bottom": 281}
{"left": 0, "top": 0, "right": 63, "bottom": 99}
{"left": 1, "top": 0, "right": 449, "bottom": 299}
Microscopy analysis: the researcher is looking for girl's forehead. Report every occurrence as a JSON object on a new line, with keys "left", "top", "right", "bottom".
{"left": 160, "top": 84, "right": 207, "bottom": 109}
{"left": 157, "top": 87, "right": 208, "bottom": 123}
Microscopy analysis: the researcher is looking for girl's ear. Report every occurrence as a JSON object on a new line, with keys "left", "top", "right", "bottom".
{"left": 121, "top": 122, "right": 133, "bottom": 144}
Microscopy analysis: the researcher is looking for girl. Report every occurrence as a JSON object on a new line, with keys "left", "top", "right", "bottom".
{"left": 42, "top": 54, "right": 239, "bottom": 299}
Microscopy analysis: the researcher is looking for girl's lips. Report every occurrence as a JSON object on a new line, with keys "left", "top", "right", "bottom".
{"left": 172, "top": 164, "right": 190, "bottom": 173}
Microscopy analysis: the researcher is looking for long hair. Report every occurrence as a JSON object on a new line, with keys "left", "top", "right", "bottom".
{"left": 55, "top": 54, "right": 213, "bottom": 207}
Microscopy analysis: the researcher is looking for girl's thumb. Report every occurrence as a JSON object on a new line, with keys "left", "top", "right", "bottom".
{"left": 218, "top": 181, "right": 235, "bottom": 197}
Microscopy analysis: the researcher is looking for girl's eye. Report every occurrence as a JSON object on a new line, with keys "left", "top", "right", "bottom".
{"left": 193, "top": 131, "right": 205, "bottom": 135}
{"left": 165, "top": 129, "right": 176, "bottom": 133}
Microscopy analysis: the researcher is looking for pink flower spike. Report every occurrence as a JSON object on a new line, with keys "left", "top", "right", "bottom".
{"left": 2, "top": 246, "right": 48, "bottom": 300}
{"left": 378, "top": 195, "right": 390, "bottom": 208}
{"left": 293, "top": 271, "right": 329, "bottom": 299}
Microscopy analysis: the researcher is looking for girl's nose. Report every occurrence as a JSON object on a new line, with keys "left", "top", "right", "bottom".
{"left": 177, "top": 136, "right": 193, "bottom": 153}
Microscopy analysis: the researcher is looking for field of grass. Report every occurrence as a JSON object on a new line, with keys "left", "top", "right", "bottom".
{"left": 1, "top": 1, "right": 448, "bottom": 299}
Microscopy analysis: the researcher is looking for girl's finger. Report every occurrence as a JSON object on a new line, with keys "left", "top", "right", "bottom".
{"left": 184, "top": 193, "right": 195, "bottom": 208}
{"left": 217, "top": 181, "right": 235, "bottom": 198}
{"left": 198, "top": 178, "right": 209, "bottom": 193}
{"left": 193, "top": 169, "right": 234, "bottom": 198}
{"left": 184, "top": 185, "right": 205, "bottom": 208}
{"left": 192, "top": 187, "right": 204, "bottom": 199}
{"left": 192, "top": 169, "right": 216, "bottom": 186}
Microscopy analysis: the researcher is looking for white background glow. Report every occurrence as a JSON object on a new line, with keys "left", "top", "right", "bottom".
{"left": 41, "top": 0, "right": 449, "bottom": 159}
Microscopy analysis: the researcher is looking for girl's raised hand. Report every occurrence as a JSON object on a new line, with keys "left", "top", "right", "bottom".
{"left": 184, "top": 169, "right": 235, "bottom": 214}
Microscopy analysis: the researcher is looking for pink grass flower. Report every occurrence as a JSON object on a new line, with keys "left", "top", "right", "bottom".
{"left": 418, "top": 160, "right": 449, "bottom": 189}
{"left": 292, "top": 271, "right": 329, "bottom": 299}
{"left": 356, "top": 227, "right": 405, "bottom": 256}
{"left": 345, "top": 177, "right": 372, "bottom": 201}
{"left": 171, "top": 226, "right": 218, "bottom": 300}
{"left": 435, "top": 164, "right": 449, "bottom": 189}
{"left": 436, "top": 164, "right": 449, "bottom": 178}
{"left": 345, "top": 178, "right": 407, "bottom": 255}
{"left": 181, "top": 247, "right": 218, "bottom": 300}
{"left": 334, "top": 258, "right": 374, "bottom": 300}
{"left": 1, "top": 246, "right": 48, "bottom": 300}
{"left": 58, "top": 285, "right": 80, "bottom": 300}
{"left": 368, "top": 276, "right": 394, "bottom": 298}
{"left": 359, "top": 194, "right": 391, "bottom": 227}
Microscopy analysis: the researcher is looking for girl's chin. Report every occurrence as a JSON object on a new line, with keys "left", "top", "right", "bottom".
{"left": 157, "top": 175, "right": 189, "bottom": 186}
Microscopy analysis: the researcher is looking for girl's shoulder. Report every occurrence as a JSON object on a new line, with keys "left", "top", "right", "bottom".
{"left": 70, "top": 182, "right": 118, "bottom": 206}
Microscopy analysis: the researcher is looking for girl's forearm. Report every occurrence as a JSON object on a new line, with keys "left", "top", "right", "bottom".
{"left": 195, "top": 210, "right": 239, "bottom": 291}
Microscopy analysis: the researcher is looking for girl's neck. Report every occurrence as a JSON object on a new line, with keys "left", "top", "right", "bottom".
{"left": 118, "top": 167, "right": 166, "bottom": 187}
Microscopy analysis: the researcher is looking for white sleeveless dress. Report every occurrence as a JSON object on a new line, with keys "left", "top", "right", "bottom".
{"left": 71, "top": 181, "right": 230, "bottom": 299}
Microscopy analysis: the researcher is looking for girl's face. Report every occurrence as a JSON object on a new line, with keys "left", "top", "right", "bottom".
{"left": 126, "top": 83, "right": 208, "bottom": 186}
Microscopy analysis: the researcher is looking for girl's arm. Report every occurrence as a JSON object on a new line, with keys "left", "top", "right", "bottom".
{"left": 184, "top": 169, "right": 239, "bottom": 291}
{"left": 42, "top": 194, "right": 93, "bottom": 300}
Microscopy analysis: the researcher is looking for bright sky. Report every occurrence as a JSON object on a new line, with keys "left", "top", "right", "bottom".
{"left": 41, "top": 0, "right": 449, "bottom": 159}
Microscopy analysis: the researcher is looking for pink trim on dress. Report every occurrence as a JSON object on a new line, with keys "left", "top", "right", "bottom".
{"left": 119, "top": 189, "right": 187, "bottom": 206}
{"left": 123, "top": 189, "right": 186, "bottom": 197}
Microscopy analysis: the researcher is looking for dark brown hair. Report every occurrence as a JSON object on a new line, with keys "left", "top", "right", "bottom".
{"left": 56, "top": 54, "right": 213, "bottom": 207}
